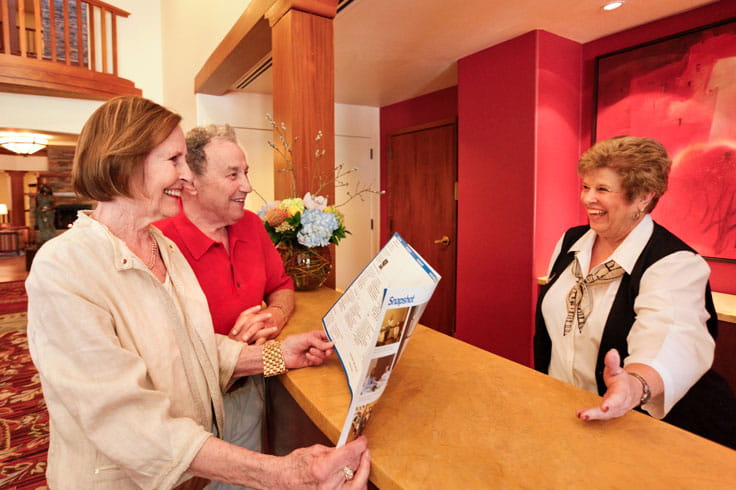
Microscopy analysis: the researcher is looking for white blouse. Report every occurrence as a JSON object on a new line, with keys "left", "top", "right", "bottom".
{"left": 541, "top": 215, "right": 715, "bottom": 418}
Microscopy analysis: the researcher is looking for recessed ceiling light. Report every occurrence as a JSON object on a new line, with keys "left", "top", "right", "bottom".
{"left": 602, "top": 1, "right": 624, "bottom": 10}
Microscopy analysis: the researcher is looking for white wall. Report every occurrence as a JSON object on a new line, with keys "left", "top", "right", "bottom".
{"left": 116, "top": 0, "right": 165, "bottom": 102}
{"left": 334, "top": 104, "right": 380, "bottom": 290}
{"left": 160, "top": 0, "right": 252, "bottom": 129}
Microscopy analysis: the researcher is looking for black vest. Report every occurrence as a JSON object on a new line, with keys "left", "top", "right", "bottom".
{"left": 534, "top": 223, "right": 735, "bottom": 449}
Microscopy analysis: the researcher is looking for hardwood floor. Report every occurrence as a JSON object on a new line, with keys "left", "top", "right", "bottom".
{"left": 0, "top": 255, "right": 28, "bottom": 282}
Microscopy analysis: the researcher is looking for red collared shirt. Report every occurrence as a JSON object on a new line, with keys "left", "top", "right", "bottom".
{"left": 156, "top": 210, "right": 293, "bottom": 335}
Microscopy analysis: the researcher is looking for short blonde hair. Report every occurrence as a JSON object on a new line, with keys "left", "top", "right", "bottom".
{"left": 578, "top": 136, "right": 670, "bottom": 212}
{"left": 185, "top": 124, "right": 237, "bottom": 176}
{"left": 72, "top": 96, "right": 181, "bottom": 201}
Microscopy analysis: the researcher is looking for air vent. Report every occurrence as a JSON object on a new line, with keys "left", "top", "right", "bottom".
{"left": 234, "top": 56, "right": 273, "bottom": 90}
{"left": 337, "top": 0, "right": 357, "bottom": 14}
{"left": 233, "top": 0, "right": 354, "bottom": 91}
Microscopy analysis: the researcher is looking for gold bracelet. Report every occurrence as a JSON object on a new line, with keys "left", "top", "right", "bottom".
{"left": 263, "top": 340, "right": 288, "bottom": 377}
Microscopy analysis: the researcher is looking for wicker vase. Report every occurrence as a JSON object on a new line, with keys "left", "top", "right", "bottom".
{"left": 277, "top": 244, "right": 332, "bottom": 291}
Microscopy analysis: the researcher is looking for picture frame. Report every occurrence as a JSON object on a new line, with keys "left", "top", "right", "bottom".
{"left": 594, "top": 18, "right": 736, "bottom": 262}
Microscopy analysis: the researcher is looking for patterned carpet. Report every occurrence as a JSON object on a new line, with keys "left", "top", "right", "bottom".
{"left": 0, "top": 312, "right": 49, "bottom": 490}
{"left": 0, "top": 281, "right": 28, "bottom": 314}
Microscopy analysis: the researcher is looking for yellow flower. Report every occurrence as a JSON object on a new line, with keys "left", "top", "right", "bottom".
{"left": 279, "top": 198, "right": 305, "bottom": 217}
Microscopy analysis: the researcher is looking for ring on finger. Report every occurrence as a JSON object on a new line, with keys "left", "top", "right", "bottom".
{"left": 343, "top": 466, "right": 354, "bottom": 481}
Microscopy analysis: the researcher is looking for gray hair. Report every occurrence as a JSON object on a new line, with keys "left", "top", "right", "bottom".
{"left": 185, "top": 124, "right": 237, "bottom": 175}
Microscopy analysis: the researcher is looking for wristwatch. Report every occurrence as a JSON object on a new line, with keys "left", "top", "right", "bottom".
{"left": 628, "top": 372, "right": 651, "bottom": 406}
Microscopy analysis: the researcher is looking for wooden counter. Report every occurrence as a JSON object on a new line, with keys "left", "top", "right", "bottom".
{"left": 275, "top": 288, "right": 736, "bottom": 489}
{"left": 713, "top": 292, "right": 736, "bottom": 324}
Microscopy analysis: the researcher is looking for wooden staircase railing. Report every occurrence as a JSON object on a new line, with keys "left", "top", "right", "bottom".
{"left": 0, "top": 0, "right": 140, "bottom": 100}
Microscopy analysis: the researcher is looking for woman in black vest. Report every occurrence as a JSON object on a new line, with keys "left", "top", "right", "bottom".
{"left": 535, "top": 136, "right": 735, "bottom": 448}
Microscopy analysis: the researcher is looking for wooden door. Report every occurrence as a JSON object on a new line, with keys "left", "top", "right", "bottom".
{"left": 387, "top": 121, "right": 457, "bottom": 336}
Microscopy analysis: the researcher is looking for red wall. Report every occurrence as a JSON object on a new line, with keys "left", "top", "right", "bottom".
{"left": 534, "top": 31, "right": 584, "bottom": 282}
{"left": 379, "top": 1, "right": 736, "bottom": 366}
{"left": 581, "top": 1, "right": 736, "bottom": 294}
{"left": 456, "top": 32, "right": 538, "bottom": 363}
{"left": 456, "top": 31, "right": 583, "bottom": 365}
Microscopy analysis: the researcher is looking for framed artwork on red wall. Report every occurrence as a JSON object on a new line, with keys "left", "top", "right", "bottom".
{"left": 594, "top": 18, "right": 736, "bottom": 262}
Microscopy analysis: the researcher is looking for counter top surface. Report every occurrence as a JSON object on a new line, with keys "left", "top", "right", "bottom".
{"left": 713, "top": 292, "right": 736, "bottom": 324}
{"left": 279, "top": 288, "right": 736, "bottom": 489}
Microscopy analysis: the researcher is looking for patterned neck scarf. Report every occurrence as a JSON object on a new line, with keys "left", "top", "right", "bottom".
{"left": 564, "top": 258, "right": 625, "bottom": 335}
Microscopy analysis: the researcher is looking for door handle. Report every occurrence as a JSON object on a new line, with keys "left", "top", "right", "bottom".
{"left": 434, "top": 236, "right": 451, "bottom": 246}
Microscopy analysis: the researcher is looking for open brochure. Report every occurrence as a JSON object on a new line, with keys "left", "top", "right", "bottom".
{"left": 322, "top": 233, "right": 441, "bottom": 447}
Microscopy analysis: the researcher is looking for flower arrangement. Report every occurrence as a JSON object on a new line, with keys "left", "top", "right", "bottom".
{"left": 258, "top": 192, "right": 347, "bottom": 248}
{"left": 257, "top": 115, "right": 382, "bottom": 250}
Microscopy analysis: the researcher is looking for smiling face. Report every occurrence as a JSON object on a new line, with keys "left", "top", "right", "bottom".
{"left": 580, "top": 167, "right": 652, "bottom": 245}
{"left": 192, "top": 138, "right": 252, "bottom": 227}
{"left": 137, "top": 126, "right": 191, "bottom": 220}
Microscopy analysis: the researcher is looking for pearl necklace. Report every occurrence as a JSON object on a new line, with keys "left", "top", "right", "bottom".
{"left": 147, "top": 233, "right": 159, "bottom": 270}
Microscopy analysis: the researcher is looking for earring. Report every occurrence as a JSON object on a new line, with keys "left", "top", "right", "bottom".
{"left": 633, "top": 209, "right": 642, "bottom": 220}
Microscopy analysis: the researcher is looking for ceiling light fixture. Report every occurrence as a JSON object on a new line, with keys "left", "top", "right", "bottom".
{"left": 0, "top": 132, "right": 50, "bottom": 156}
{"left": 602, "top": 1, "right": 624, "bottom": 11}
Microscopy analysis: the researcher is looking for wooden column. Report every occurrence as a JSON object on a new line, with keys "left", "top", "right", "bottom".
{"left": 6, "top": 170, "right": 26, "bottom": 226}
{"left": 266, "top": 0, "right": 337, "bottom": 204}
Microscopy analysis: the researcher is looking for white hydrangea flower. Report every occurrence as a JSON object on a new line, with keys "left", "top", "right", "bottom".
{"left": 303, "top": 192, "right": 328, "bottom": 211}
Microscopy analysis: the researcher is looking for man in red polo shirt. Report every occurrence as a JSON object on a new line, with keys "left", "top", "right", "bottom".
{"left": 156, "top": 124, "right": 294, "bottom": 490}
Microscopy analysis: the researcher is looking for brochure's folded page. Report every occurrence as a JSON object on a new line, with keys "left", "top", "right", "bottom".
{"left": 322, "top": 233, "right": 440, "bottom": 446}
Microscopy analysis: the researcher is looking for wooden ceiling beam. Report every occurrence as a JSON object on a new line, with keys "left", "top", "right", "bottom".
{"left": 194, "top": 0, "right": 276, "bottom": 96}
{"left": 194, "top": 0, "right": 338, "bottom": 96}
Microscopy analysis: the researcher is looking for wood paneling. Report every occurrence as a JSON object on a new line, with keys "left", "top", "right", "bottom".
{"left": 62, "top": 0, "right": 70, "bottom": 65}
{"left": 5, "top": 170, "right": 25, "bottom": 227}
{"left": 17, "top": 0, "right": 25, "bottom": 56}
{"left": 48, "top": 0, "right": 56, "bottom": 61}
{"left": 265, "top": 0, "right": 338, "bottom": 25}
{"left": 195, "top": 0, "right": 274, "bottom": 96}
{"left": 33, "top": 0, "right": 42, "bottom": 59}
{"left": 269, "top": 2, "right": 337, "bottom": 287}
{"left": 271, "top": 8, "right": 335, "bottom": 203}
{"left": 1, "top": 0, "right": 10, "bottom": 55}
{"left": 0, "top": 52, "right": 140, "bottom": 99}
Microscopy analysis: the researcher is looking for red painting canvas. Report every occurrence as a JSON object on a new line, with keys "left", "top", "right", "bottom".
{"left": 596, "top": 20, "right": 736, "bottom": 260}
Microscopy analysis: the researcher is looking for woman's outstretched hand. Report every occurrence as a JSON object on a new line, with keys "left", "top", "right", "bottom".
{"left": 576, "top": 349, "right": 643, "bottom": 421}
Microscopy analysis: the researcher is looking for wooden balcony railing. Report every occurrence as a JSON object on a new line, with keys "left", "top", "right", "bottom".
{"left": 0, "top": 0, "right": 140, "bottom": 100}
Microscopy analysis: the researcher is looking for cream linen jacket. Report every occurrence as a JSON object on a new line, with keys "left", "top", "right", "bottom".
{"left": 26, "top": 212, "right": 243, "bottom": 489}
